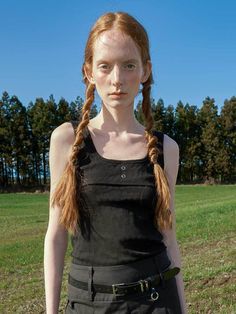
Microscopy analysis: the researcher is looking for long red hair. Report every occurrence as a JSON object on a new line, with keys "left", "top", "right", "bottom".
{"left": 51, "top": 12, "right": 172, "bottom": 235}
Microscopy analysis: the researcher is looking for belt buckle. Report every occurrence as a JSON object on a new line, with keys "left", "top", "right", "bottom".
{"left": 112, "top": 282, "right": 126, "bottom": 296}
{"left": 139, "top": 279, "right": 149, "bottom": 292}
{"left": 112, "top": 278, "right": 150, "bottom": 296}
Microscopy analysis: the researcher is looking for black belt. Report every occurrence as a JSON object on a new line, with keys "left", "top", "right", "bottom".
{"left": 68, "top": 267, "right": 180, "bottom": 297}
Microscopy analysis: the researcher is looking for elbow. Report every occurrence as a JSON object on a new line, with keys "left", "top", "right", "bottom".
{"left": 44, "top": 225, "right": 68, "bottom": 247}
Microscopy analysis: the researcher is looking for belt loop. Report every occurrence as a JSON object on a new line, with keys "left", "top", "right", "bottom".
{"left": 88, "top": 266, "right": 94, "bottom": 301}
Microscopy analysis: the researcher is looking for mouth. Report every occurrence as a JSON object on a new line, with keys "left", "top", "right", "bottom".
{"left": 109, "top": 92, "right": 127, "bottom": 96}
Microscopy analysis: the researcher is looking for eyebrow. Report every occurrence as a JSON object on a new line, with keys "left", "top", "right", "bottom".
{"left": 96, "top": 58, "right": 139, "bottom": 65}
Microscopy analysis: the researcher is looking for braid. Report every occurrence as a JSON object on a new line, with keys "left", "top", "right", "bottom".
{"left": 51, "top": 82, "right": 95, "bottom": 236}
{"left": 70, "top": 83, "right": 95, "bottom": 166}
{"left": 142, "top": 79, "right": 172, "bottom": 231}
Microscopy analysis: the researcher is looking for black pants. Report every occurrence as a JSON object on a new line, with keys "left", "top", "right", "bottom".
{"left": 65, "top": 251, "right": 182, "bottom": 313}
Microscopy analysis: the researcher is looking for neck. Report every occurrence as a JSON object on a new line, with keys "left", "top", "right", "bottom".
{"left": 90, "top": 102, "right": 144, "bottom": 135}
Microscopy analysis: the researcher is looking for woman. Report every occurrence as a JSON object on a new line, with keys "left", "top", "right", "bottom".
{"left": 44, "top": 11, "right": 187, "bottom": 314}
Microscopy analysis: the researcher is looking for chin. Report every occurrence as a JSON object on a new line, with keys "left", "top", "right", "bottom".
{"left": 104, "top": 100, "right": 134, "bottom": 109}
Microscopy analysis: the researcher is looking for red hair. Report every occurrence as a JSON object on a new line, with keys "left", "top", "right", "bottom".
{"left": 51, "top": 12, "right": 172, "bottom": 235}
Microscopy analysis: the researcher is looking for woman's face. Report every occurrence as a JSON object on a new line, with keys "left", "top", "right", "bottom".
{"left": 86, "top": 29, "right": 151, "bottom": 110}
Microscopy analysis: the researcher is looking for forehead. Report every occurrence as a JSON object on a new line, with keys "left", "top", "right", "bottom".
{"left": 93, "top": 29, "right": 141, "bottom": 62}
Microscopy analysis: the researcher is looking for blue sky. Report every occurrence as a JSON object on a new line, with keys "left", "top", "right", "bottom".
{"left": 0, "top": 0, "right": 235, "bottom": 111}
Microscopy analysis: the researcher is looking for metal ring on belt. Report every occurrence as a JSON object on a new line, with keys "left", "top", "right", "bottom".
{"left": 68, "top": 267, "right": 180, "bottom": 297}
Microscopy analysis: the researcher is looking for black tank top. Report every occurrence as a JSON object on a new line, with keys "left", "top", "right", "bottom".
{"left": 70, "top": 121, "right": 167, "bottom": 266}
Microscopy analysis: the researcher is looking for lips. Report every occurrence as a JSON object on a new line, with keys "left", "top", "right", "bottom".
{"left": 109, "top": 92, "right": 127, "bottom": 95}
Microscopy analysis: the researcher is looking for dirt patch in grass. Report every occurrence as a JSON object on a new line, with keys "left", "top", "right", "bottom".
{"left": 180, "top": 234, "right": 236, "bottom": 313}
{"left": 201, "top": 273, "right": 232, "bottom": 287}
{"left": 186, "top": 274, "right": 235, "bottom": 314}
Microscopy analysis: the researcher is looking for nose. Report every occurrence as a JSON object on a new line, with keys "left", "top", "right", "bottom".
{"left": 111, "top": 65, "right": 123, "bottom": 88}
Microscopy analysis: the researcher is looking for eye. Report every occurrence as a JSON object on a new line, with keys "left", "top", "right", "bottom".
{"left": 98, "top": 64, "right": 110, "bottom": 71}
{"left": 125, "top": 63, "right": 136, "bottom": 70}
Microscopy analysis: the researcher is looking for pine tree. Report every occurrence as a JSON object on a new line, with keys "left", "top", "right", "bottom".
{"left": 219, "top": 96, "right": 236, "bottom": 182}
{"left": 164, "top": 104, "right": 175, "bottom": 139}
{"left": 69, "top": 96, "right": 84, "bottom": 121}
{"left": 199, "top": 97, "right": 221, "bottom": 183}
{"left": 57, "top": 97, "right": 71, "bottom": 125}
{"left": 153, "top": 98, "right": 165, "bottom": 131}
{"left": 0, "top": 92, "right": 11, "bottom": 187}
{"left": 8, "top": 95, "right": 31, "bottom": 186}
{"left": 183, "top": 104, "right": 201, "bottom": 182}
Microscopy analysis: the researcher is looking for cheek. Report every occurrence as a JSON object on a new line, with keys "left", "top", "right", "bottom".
{"left": 126, "top": 73, "right": 142, "bottom": 91}
{"left": 128, "top": 72, "right": 143, "bottom": 96}
{"left": 93, "top": 72, "right": 107, "bottom": 86}
{"left": 127, "top": 70, "right": 143, "bottom": 82}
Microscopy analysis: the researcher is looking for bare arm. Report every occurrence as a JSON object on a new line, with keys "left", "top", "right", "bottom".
{"left": 44, "top": 122, "right": 75, "bottom": 314}
{"left": 162, "top": 134, "right": 187, "bottom": 314}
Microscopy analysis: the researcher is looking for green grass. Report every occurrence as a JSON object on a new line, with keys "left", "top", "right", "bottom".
{"left": 0, "top": 186, "right": 235, "bottom": 313}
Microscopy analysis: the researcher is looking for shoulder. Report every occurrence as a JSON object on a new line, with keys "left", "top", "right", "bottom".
{"left": 163, "top": 134, "right": 179, "bottom": 157}
{"left": 152, "top": 130, "right": 179, "bottom": 161}
{"left": 49, "top": 122, "right": 75, "bottom": 185}
{"left": 163, "top": 133, "right": 179, "bottom": 184}
{"left": 51, "top": 121, "right": 75, "bottom": 146}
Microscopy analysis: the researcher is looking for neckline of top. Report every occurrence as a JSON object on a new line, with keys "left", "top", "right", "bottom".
{"left": 85, "top": 125, "right": 149, "bottom": 164}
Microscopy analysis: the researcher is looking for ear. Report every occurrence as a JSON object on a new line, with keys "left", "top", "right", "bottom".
{"left": 141, "top": 60, "right": 152, "bottom": 83}
{"left": 83, "top": 64, "right": 95, "bottom": 84}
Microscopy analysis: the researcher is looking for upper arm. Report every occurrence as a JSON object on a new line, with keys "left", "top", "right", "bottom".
{"left": 163, "top": 134, "right": 179, "bottom": 191}
{"left": 49, "top": 122, "right": 75, "bottom": 195}
{"left": 161, "top": 134, "right": 180, "bottom": 244}
{"left": 46, "top": 122, "right": 75, "bottom": 240}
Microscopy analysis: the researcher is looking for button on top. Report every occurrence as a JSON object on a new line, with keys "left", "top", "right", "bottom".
{"left": 121, "top": 165, "right": 126, "bottom": 171}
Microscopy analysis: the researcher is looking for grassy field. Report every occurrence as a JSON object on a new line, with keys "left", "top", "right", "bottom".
{"left": 0, "top": 185, "right": 235, "bottom": 313}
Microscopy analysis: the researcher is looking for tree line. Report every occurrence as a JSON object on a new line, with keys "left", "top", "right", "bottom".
{"left": 0, "top": 91, "right": 235, "bottom": 191}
